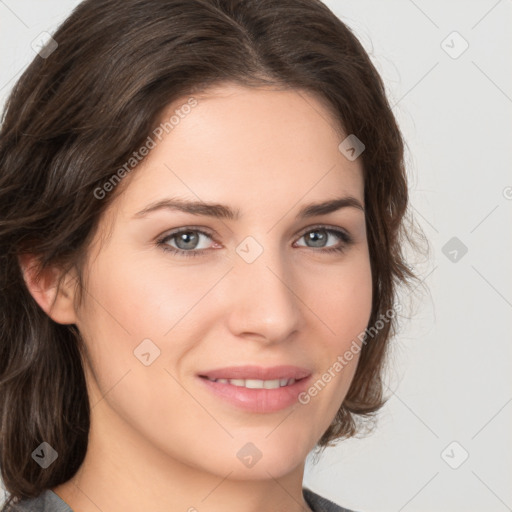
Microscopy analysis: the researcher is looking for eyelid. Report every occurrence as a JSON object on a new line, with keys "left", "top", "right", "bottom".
{"left": 295, "top": 223, "right": 351, "bottom": 241}
{"left": 156, "top": 223, "right": 353, "bottom": 256}
{"left": 157, "top": 223, "right": 351, "bottom": 241}
{"left": 157, "top": 225, "right": 217, "bottom": 242}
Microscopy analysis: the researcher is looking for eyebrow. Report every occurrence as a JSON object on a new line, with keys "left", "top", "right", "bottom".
{"left": 132, "top": 195, "right": 364, "bottom": 221}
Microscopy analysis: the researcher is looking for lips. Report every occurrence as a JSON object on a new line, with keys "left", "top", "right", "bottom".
{"left": 203, "top": 377, "right": 297, "bottom": 389}
{"left": 198, "top": 365, "right": 311, "bottom": 381}
{"left": 196, "top": 365, "right": 312, "bottom": 412}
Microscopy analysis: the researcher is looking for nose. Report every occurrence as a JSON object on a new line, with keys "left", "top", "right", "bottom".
{"left": 223, "top": 244, "right": 304, "bottom": 346}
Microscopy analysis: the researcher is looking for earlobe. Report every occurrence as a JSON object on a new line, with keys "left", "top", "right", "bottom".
{"left": 17, "top": 252, "right": 79, "bottom": 325}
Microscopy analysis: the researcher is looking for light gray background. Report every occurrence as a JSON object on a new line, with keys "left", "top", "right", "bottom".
{"left": 1, "top": 1, "right": 511, "bottom": 511}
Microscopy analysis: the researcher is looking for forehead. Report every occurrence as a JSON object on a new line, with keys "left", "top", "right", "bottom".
{"left": 111, "top": 83, "right": 364, "bottom": 219}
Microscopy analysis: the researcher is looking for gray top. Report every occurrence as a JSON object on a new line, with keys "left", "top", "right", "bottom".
{"left": 4, "top": 487, "right": 359, "bottom": 512}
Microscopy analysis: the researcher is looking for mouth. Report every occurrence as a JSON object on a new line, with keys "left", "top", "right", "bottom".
{"left": 200, "top": 376, "right": 300, "bottom": 389}
{"left": 196, "top": 365, "right": 312, "bottom": 413}
{"left": 198, "top": 364, "right": 311, "bottom": 381}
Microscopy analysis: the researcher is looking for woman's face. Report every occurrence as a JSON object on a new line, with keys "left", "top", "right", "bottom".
{"left": 74, "top": 83, "right": 372, "bottom": 479}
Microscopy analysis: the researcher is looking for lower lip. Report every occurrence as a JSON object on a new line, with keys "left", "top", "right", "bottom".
{"left": 197, "top": 376, "right": 312, "bottom": 413}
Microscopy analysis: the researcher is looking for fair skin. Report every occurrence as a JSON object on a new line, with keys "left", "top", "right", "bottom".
{"left": 20, "top": 83, "right": 372, "bottom": 512}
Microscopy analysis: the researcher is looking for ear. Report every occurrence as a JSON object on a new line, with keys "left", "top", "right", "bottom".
{"left": 17, "top": 252, "right": 79, "bottom": 325}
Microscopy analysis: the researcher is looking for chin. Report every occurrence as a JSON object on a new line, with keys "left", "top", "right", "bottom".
{"left": 223, "top": 454, "right": 306, "bottom": 481}
{"left": 229, "top": 428, "right": 316, "bottom": 479}
{"left": 176, "top": 427, "right": 313, "bottom": 481}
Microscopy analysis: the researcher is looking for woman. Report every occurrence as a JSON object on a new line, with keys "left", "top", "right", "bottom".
{"left": 0, "top": 0, "right": 421, "bottom": 510}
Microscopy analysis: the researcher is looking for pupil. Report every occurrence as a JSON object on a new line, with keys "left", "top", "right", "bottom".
{"left": 308, "top": 230, "right": 326, "bottom": 247}
{"left": 176, "top": 231, "right": 198, "bottom": 250}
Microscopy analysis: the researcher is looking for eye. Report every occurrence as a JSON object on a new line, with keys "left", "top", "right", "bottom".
{"left": 157, "top": 228, "right": 215, "bottom": 257}
{"left": 294, "top": 226, "right": 353, "bottom": 254}
{"left": 156, "top": 225, "right": 353, "bottom": 258}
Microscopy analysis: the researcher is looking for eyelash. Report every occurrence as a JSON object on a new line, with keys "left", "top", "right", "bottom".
{"left": 156, "top": 225, "right": 353, "bottom": 259}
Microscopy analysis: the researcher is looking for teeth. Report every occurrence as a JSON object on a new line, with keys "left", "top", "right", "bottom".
{"left": 245, "top": 379, "right": 267, "bottom": 389}
{"left": 207, "top": 377, "right": 296, "bottom": 388}
{"left": 263, "top": 379, "right": 280, "bottom": 389}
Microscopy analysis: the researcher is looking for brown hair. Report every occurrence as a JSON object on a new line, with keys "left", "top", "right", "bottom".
{"left": 0, "top": 0, "right": 425, "bottom": 506}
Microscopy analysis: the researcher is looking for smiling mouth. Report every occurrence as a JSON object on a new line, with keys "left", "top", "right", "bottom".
{"left": 197, "top": 368, "right": 312, "bottom": 412}
{"left": 200, "top": 376, "right": 301, "bottom": 389}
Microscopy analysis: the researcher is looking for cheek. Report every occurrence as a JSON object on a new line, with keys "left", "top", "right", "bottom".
{"left": 85, "top": 251, "right": 215, "bottom": 341}
{"left": 75, "top": 256, "right": 204, "bottom": 432}
{"left": 303, "top": 250, "right": 373, "bottom": 347}
{"left": 75, "top": 251, "right": 223, "bottom": 405}
{"left": 296, "top": 251, "right": 372, "bottom": 410}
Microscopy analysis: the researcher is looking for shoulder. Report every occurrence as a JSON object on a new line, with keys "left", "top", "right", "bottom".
{"left": 2, "top": 490, "right": 73, "bottom": 512}
{"left": 5, "top": 488, "right": 357, "bottom": 512}
{"left": 303, "top": 487, "right": 361, "bottom": 512}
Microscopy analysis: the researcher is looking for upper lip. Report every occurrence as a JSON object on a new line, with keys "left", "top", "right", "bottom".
{"left": 198, "top": 365, "right": 311, "bottom": 381}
